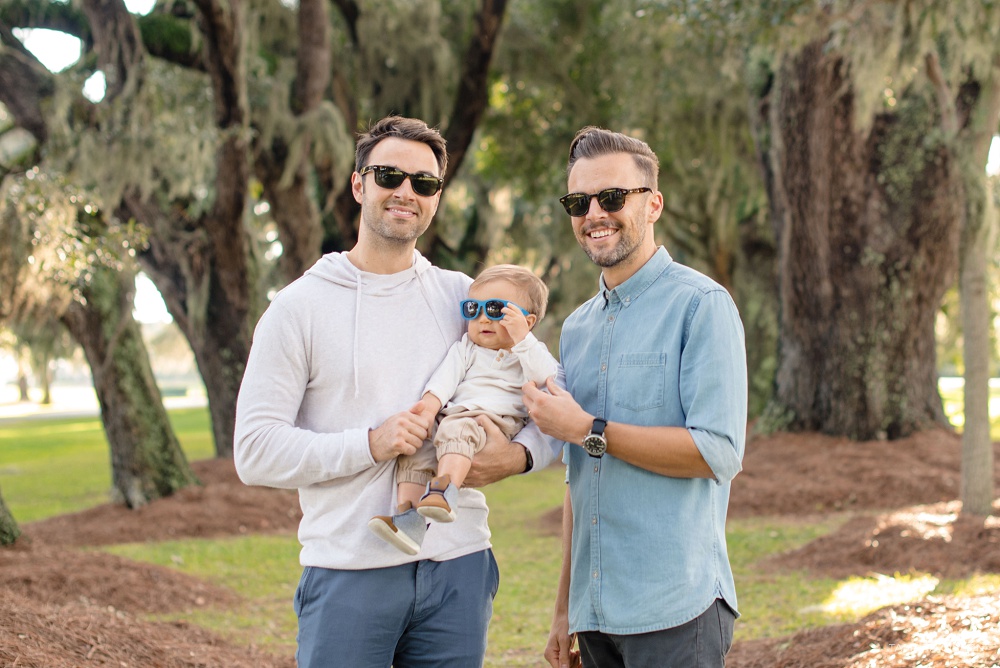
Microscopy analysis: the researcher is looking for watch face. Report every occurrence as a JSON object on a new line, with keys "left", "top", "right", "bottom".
{"left": 583, "top": 434, "right": 607, "bottom": 457}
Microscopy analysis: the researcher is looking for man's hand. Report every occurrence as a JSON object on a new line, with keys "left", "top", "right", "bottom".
{"left": 522, "top": 377, "right": 592, "bottom": 445}
{"left": 464, "top": 415, "right": 525, "bottom": 487}
{"left": 368, "top": 401, "right": 432, "bottom": 462}
{"left": 544, "top": 615, "right": 581, "bottom": 668}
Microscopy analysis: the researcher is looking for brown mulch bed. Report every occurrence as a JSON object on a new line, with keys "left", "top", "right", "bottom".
{"left": 2, "top": 428, "right": 999, "bottom": 667}
{"left": 763, "top": 500, "right": 1000, "bottom": 580}
{"left": 24, "top": 458, "right": 302, "bottom": 548}
{"left": 1, "top": 590, "right": 293, "bottom": 668}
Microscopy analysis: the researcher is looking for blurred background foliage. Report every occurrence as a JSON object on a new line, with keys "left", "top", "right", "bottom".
{"left": 0, "top": 0, "right": 997, "bottom": 429}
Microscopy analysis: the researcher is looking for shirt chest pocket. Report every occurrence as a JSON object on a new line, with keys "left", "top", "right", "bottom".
{"left": 613, "top": 352, "right": 667, "bottom": 412}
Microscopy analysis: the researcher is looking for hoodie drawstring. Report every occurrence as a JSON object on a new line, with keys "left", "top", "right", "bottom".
{"left": 353, "top": 273, "right": 363, "bottom": 399}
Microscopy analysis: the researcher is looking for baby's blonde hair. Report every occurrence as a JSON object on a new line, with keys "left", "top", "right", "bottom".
{"left": 472, "top": 265, "right": 549, "bottom": 321}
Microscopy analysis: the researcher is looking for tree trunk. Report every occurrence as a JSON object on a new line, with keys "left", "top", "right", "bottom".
{"left": 0, "top": 486, "right": 20, "bottom": 545}
{"left": 36, "top": 353, "right": 53, "bottom": 405}
{"left": 752, "top": 40, "right": 962, "bottom": 440}
{"left": 441, "top": 0, "right": 508, "bottom": 185}
{"left": 17, "top": 366, "right": 29, "bottom": 401}
{"left": 956, "top": 66, "right": 1000, "bottom": 516}
{"left": 111, "top": 0, "right": 253, "bottom": 459}
{"left": 121, "top": 184, "right": 252, "bottom": 461}
{"left": 960, "top": 226, "right": 995, "bottom": 514}
{"left": 61, "top": 261, "right": 197, "bottom": 509}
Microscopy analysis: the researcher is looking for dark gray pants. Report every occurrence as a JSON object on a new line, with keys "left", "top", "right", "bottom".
{"left": 577, "top": 599, "right": 736, "bottom": 668}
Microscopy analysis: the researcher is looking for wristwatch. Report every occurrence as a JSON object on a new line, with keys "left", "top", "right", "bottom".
{"left": 582, "top": 418, "right": 608, "bottom": 458}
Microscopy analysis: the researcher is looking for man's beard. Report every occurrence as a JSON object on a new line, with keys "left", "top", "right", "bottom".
{"left": 578, "top": 220, "right": 646, "bottom": 268}
{"left": 361, "top": 206, "right": 431, "bottom": 244}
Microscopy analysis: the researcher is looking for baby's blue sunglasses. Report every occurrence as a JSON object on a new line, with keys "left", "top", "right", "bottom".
{"left": 460, "top": 299, "right": 530, "bottom": 321}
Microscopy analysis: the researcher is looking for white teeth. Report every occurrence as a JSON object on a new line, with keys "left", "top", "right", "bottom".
{"left": 589, "top": 229, "right": 615, "bottom": 239}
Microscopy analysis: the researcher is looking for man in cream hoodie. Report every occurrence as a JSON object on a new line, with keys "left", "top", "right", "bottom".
{"left": 235, "top": 116, "right": 560, "bottom": 667}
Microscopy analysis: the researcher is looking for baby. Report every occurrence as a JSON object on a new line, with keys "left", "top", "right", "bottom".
{"left": 369, "top": 264, "right": 559, "bottom": 553}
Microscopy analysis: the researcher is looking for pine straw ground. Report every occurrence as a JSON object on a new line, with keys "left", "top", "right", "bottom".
{"left": 2, "top": 427, "right": 999, "bottom": 667}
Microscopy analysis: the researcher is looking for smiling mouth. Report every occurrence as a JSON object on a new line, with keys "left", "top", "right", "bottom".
{"left": 387, "top": 205, "right": 417, "bottom": 217}
{"left": 587, "top": 227, "right": 617, "bottom": 239}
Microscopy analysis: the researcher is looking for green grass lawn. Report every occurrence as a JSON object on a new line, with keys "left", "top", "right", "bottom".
{"left": 0, "top": 408, "right": 214, "bottom": 522}
{"left": 2, "top": 403, "right": 999, "bottom": 666}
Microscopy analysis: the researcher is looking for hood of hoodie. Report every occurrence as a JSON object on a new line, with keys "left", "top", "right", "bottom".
{"left": 302, "top": 249, "right": 452, "bottom": 399}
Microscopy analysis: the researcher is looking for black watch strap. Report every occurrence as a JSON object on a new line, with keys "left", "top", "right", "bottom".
{"left": 592, "top": 418, "right": 607, "bottom": 435}
{"left": 521, "top": 444, "right": 533, "bottom": 473}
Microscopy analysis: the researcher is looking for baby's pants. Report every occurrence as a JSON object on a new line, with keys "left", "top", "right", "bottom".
{"left": 396, "top": 408, "right": 524, "bottom": 486}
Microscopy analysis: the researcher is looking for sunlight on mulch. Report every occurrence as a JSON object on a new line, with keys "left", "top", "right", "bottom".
{"left": 729, "top": 594, "right": 1000, "bottom": 668}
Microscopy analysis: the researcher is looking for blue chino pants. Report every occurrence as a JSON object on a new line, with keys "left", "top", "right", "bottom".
{"left": 294, "top": 549, "right": 499, "bottom": 668}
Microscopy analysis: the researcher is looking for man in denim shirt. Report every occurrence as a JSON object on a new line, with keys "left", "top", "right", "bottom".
{"left": 526, "top": 127, "right": 747, "bottom": 668}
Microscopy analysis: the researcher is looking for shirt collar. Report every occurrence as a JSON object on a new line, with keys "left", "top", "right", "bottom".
{"left": 599, "top": 246, "right": 673, "bottom": 308}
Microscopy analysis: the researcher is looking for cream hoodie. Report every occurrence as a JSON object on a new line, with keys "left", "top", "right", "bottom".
{"left": 235, "top": 250, "right": 558, "bottom": 569}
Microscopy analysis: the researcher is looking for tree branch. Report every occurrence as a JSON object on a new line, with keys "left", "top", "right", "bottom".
{"left": 190, "top": 0, "right": 251, "bottom": 307}
{"left": 0, "top": 21, "right": 53, "bottom": 144}
{"left": 925, "top": 50, "right": 958, "bottom": 138}
{"left": 80, "top": 0, "right": 145, "bottom": 100}
{"left": 442, "top": 0, "right": 508, "bottom": 184}
{"left": 294, "top": 0, "right": 330, "bottom": 115}
{"left": 330, "top": 0, "right": 360, "bottom": 46}
{"left": 0, "top": 0, "right": 91, "bottom": 45}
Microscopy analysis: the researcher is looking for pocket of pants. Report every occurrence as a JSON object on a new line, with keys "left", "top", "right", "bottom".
{"left": 613, "top": 352, "right": 667, "bottom": 411}
{"left": 294, "top": 566, "right": 315, "bottom": 618}
{"left": 717, "top": 599, "right": 736, "bottom": 656}
{"left": 488, "top": 549, "right": 500, "bottom": 599}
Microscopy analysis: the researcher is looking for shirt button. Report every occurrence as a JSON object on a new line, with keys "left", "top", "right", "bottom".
{"left": 608, "top": 316, "right": 614, "bottom": 322}
{"left": 592, "top": 516, "right": 597, "bottom": 524}
{"left": 594, "top": 465, "right": 599, "bottom": 473}
{"left": 601, "top": 364, "right": 606, "bottom": 372}
{"left": 593, "top": 571, "right": 599, "bottom": 579}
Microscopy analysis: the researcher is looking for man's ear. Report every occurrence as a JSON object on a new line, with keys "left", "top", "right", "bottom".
{"left": 648, "top": 189, "right": 664, "bottom": 223}
{"left": 351, "top": 172, "right": 364, "bottom": 204}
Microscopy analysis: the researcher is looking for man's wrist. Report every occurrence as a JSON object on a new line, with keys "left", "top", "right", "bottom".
{"left": 520, "top": 443, "right": 533, "bottom": 473}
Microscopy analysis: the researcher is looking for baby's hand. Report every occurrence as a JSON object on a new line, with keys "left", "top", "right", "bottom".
{"left": 416, "top": 392, "right": 443, "bottom": 421}
{"left": 499, "top": 303, "right": 531, "bottom": 344}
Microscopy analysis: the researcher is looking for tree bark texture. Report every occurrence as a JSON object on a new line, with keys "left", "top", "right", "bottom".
{"left": 0, "top": 487, "right": 20, "bottom": 545}
{"left": 753, "top": 41, "right": 962, "bottom": 440}
{"left": 60, "top": 262, "right": 197, "bottom": 509}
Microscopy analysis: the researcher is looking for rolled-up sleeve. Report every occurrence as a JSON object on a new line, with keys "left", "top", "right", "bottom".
{"left": 680, "top": 289, "right": 748, "bottom": 483}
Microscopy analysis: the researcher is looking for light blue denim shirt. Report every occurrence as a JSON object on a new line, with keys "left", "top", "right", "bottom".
{"left": 560, "top": 246, "right": 747, "bottom": 635}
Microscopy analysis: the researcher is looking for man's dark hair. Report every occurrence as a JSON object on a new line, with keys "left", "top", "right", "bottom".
{"left": 566, "top": 126, "right": 659, "bottom": 187}
{"left": 355, "top": 116, "right": 448, "bottom": 176}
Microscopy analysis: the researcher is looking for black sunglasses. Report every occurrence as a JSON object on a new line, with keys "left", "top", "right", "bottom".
{"left": 460, "top": 299, "right": 530, "bottom": 321}
{"left": 559, "top": 187, "right": 652, "bottom": 217}
{"left": 359, "top": 165, "right": 444, "bottom": 197}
